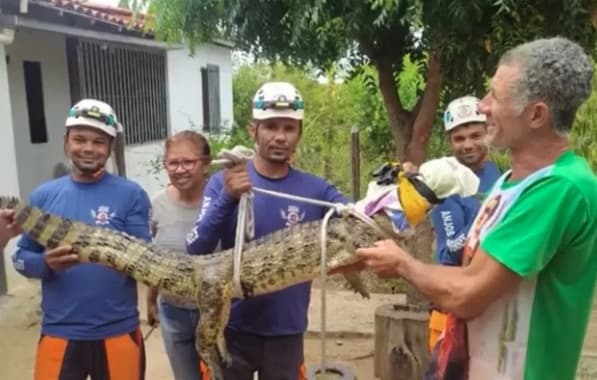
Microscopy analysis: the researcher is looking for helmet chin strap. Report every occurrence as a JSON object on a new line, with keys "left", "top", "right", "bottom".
{"left": 69, "top": 159, "right": 106, "bottom": 180}
{"left": 88, "top": 166, "right": 106, "bottom": 179}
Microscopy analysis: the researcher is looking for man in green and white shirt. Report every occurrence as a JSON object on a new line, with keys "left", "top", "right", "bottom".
{"left": 356, "top": 37, "right": 597, "bottom": 380}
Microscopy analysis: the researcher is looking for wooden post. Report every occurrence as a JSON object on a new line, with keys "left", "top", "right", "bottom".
{"left": 374, "top": 219, "right": 434, "bottom": 379}
{"left": 350, "top": 126, "right": 360, "bottom": 201}
{"left": 374, "top": 304, "right": 430, "bottom": 380}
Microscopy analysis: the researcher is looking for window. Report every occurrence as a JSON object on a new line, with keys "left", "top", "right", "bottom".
{"left": 72, "top": 39, "right": 168, "bottom": 145}
{"left": 23, "top": 61, "right": 48, "bottom": 144}
{"left": 201, "top": 64, "right": 221, "bottom": 132}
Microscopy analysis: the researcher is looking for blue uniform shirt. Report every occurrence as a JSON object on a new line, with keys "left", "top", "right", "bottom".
{"left": 186, "top": 161, "right": 348, "bottom": 336}
{"left": 429, "top": 160, "right": 501, "bottom": 266}
{"left": 12, "top": 173, "right": 152, "bottom": 340}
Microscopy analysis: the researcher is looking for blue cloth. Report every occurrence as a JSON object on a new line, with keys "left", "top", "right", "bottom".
{"left": 186, "top": 161, "right": 348, "bottom": 336}
{"left": 12, "top": 173, "right": 152, "bottom": 340}
{"left": 158, "top": 301, "right": 202, "bottom": 380}
{"left": 429, "top": 161, "right": 501, "bottom": 266}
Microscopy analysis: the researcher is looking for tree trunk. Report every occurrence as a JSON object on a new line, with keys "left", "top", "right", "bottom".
{"left": 407, "top": 53, "right": 443, "bottom": 166}
{"left": 375, "top": 60, "right": 411, "bottom": 160}
{"left": 374, "top": 304, "right": 430, "bottom": 380}
{"left": 372, "top": 53, "right": 443, "bottom": 379}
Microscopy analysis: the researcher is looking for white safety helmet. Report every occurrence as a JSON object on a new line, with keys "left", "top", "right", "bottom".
{"left": 252, "top": 81, "right": 304, "bottom": 121}
{"left": 65, "top": 99, "right": 122, "bottom": 138}
{"left": 443, "top": 96, "right": 486, "bottom": 132}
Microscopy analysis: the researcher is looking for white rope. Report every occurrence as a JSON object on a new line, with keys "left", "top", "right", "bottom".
{"left": 213, "top": 146, "right": 385, "bottom": 373}
{"left": 214, "top": 146, "right": 256, "bottom": 299}
{"left": 233, "top": 191, "right": 254, "bottom": 298}
{"left": 319, "top": 207, "right": 335, "bottom": 374}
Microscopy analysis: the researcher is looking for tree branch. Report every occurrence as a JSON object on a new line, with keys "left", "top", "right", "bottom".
{"left": 375, "top": 59, "right": 412, "bottom": 159}
{"left": 406, "top": 53, "right": 443, "bottom": 165}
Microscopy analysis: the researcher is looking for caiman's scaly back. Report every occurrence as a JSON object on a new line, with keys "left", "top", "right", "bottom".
{"left": 0, "top": 195, "right": 400, "bottom": 380}
{"left": 0, "top": 195, "right": 198, "bottom": 299}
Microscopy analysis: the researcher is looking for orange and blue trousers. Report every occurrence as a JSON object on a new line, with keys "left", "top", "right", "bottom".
{"left": 34, "top": 328, "right": 145, "bottom": 380}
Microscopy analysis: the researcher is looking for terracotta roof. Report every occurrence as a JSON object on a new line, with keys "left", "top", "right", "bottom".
{"left": 34, "top": 0, "right": 152, "bottom": 33}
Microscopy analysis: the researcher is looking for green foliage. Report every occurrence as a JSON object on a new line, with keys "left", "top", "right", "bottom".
{"left": 142, "top": 0, "right": 596, "bottom": 166}
{"left": 488, "top": 149, "right": 511, "bottom": 173}
{"left": 571, "top": 65, "right": 597, "bottom": 172}
{"left": 142, "top": 0, "right": 596, "bottom": 173}
{"left": 141, "top": 1, "right": 595, "bottom": 83}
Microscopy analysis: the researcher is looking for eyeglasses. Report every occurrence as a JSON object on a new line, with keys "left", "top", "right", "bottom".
{"left": 68, "top": 106, "right": 118, "bottom": 128}
{"left": 163, "top": 159, "right": 201, "bottom": 172}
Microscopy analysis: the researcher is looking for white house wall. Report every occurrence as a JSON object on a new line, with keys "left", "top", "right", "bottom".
{"left": 123, "top": 141, "right": 167, "bottom": 199}
{"left": 5, "top": 29, "right": 71, "bottom": 199}
{"left": 0, "top": 44, "right": 21, "bottom": 197}
{"left": 4, "top": 29, "right": 172, "bottom": 201}
{"left": 4, "top": 29, "right": 234, "bottom": 201}
{"left": 166, "top": 43, "right": 234, "bottom": 134}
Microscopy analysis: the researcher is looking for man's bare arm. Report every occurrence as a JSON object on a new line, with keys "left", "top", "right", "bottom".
{"left": 357, "top": 239, "right": 521, "bottom": 320}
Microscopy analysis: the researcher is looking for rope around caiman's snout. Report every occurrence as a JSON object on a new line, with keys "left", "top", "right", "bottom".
{"left": 211, "top": 145, "right": 383, "bottom": 374}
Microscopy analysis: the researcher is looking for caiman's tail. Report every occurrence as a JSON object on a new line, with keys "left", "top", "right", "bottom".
{"left": 0, "top": 195, "right": 197, "bottom": 298}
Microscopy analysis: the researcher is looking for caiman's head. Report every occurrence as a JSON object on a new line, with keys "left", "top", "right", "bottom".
{"left": 328, "top": 157, "right": 481, "bottom": 281}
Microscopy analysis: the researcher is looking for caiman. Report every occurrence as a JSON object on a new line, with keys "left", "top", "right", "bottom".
{"left": 0, "top": 157, "right": 480, "bottom": 379}
{"left": 0, "top": 195, "right": 403, "bottom": 380}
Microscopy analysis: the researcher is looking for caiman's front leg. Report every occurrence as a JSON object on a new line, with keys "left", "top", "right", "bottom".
{"left": 196, "top": 280, "right": 233, "bottom": 380}
{"left": 342, "top": 272, "right": 369, "bottom": 298}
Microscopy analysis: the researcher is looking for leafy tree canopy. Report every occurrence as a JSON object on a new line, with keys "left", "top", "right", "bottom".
{"left": 143, "top": 0, "right": 596, "bottom": 163}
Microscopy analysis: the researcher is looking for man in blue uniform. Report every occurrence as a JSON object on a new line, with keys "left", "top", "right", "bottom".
{"left": 11, "top": 99, "right": 152, "bottom": 380}
{"left": 427, "top": 95, "right": 501, "bottom": 351}
{"left": 187, "top": 81, "right": 348, "bottom": 380}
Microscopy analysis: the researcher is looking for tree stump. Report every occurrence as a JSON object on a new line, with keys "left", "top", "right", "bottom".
{"left": 374, "top": 216, "right": 435, "bottom": 379}
{"left": 374, "top": 304, "right": 430, "bottom": 380}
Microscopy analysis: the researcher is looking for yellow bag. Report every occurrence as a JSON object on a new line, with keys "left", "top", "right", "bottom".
{"left": 397, "top": 171, "right": 434, "bottom": 227}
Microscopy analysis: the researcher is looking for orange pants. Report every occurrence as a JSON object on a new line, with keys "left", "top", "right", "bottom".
{"left": 428, "top": 310, "right": 447, "bottom": 352}
{"left": 35, "top": 329, "right": 145, "bottom": 380}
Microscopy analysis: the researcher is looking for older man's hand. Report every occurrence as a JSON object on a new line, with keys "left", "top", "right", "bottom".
{"left": 356, "top": 239, "right": 410, "bottom": 278}
{"left": 0, "top": 209, "right": 22, "bottom": 249}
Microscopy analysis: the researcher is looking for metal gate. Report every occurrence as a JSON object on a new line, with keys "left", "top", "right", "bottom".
{"left": 67, "top": 38, "right": 168, "bottom": 145}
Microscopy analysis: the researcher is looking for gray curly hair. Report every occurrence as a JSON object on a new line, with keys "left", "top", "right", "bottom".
{"left": 499, "top": 37, "right": 594, "bottom": 134}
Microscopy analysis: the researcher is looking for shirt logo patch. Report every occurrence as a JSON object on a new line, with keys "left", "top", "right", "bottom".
{"left": 186, "top": 227, "right": 199, "bottom": 245}
{"left": 91, "top": 205, "right": 116, "bottom": 226}
{"left": 281, "top": 205, "right": 305, "bottom": 227}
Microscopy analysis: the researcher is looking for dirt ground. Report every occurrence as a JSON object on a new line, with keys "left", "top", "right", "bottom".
{"left": 2, "top": 245, "right": 597, "bottom": 380}
{"left": 0, "top": 281, "right": 378, "bottom": 380}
